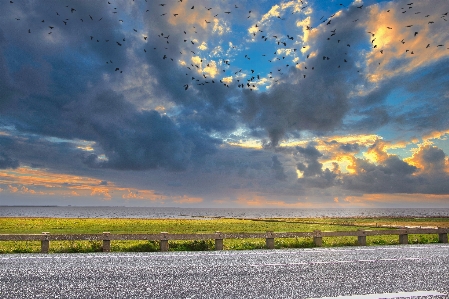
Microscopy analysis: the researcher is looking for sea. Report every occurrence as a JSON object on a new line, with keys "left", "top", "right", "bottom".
{"left": 1, "top": 206, "right": 449, "bottom": 219}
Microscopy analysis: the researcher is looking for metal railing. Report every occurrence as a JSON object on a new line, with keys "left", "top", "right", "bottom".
{"left": 0, "top": 227, "right": 447, "bottom": 253}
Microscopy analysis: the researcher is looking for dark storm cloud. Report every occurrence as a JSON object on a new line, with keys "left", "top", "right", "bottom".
{"left": 300, "top": 166, "right": 341, "bottom": 189}
{"left": 3, "top": 89, "right": 218, "bottom": 172}
{"left": 242, "top": 76, "right": 350, "bottom": 146}
{"left": 421, "top": 147, "right": 446, "bottom": 165}
{"left": 82, "top": 97, "right": 218, "bottom": 171}
{"left": 292, "top": 141, "right": 447, "bottom": 195}
{"left": 0, "top": 1, "right": 224, "bottom": 171}
{"left": 85, "top": 91, "right": 220, "bottom": 171}
{"left": 0, "top": 134, "right": 83, "bottom": 172}
{"left": 342, "top": 159, "right": 416, "bottom": 193}
{"left": 296, "top": 145, "right": 323, "bottom": 177}
{"left": 0, "top": 152, "right": 19, "bottom": 169}
{"left": 297, "top": 145, "right": 430, "bottom": 193}
{"left": 338, "top": 142, "right": 360, "bottom": 153}
{"left": 407, "top": 146, "right": 449, "bottom": 194}
{"left": 341, "top": 150, "right": 449, "bottom": 194}
{"left": 0, "top": 30, "right": 20, "bottom": 112}
{"left": 177, "top": 101, "right": 239, "bottom": 134}
{"left": 0, "top": 1, "right": 128, "bottom": 113}
{"left": 240, "top": 4, "right": 375, "bottom": 146}
{"left": 350, "top": 56, "right": 449, "bottom": 135}
{"left": 271, "top": 155, "right": 287, "bottom": 181}
{"left": 135, "top": 1, "right": 241, "bottom": 134}
{"left": 412, "top": 145, "right": 447, "bottom": 174}
{"left": 288, "top": 141, "right": 449, "bottom": 195}
{"left": 294, "top": 144, "right": 341, "bottom": 188}
{"left": 347, "top": 106, "right": 391, "bottom": 133}
{"left": 391, "top": 61, "right": 449, "bottom": 134}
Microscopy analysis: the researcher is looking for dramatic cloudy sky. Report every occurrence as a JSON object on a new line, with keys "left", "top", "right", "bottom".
{"left": 1, "top": 0, "right": 449, "bottom": 208}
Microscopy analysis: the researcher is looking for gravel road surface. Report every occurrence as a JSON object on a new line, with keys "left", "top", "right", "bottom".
{"left": 1, "top": 244, "right": 448, "bottom": 298}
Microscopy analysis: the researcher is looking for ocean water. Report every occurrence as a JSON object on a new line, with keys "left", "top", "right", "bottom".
{"left": 1, "top": 206, "right": 449, "bottom": 219}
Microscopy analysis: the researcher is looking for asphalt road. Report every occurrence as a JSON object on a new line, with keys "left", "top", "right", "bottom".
{"left": 1, "top": 244, "right": 449, "bottom": 299}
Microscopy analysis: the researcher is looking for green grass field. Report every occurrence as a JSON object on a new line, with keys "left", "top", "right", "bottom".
{"left": 0, "top": 217, "right": 447, "bottom": 253}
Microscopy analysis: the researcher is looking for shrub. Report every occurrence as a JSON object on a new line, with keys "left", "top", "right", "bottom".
{"left": 169, "top": 240, "right": 214, "bottom": 251}
{"left": 108, "top": 240, "right": 159, "bottom": 252}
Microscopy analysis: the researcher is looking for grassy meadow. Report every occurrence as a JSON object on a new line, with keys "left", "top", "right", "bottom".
{"left": 0, "top": 217, "right": 448, "bottom": 253}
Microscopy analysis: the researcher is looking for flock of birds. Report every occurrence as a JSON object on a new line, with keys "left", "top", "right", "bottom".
{"left": 10, "top": 0, "right": 449, "bottom": 92}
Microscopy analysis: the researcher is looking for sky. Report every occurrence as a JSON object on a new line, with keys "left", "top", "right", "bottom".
{"left": 0, "top": 0, "right": 449, "bottom": 208}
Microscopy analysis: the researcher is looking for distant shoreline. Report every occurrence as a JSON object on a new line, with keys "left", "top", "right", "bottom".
{"left": 2, "top": 206, "right": 449, "bottom": 220}
{"left": 0, "top": 206, "right": 382, "bottom": 209}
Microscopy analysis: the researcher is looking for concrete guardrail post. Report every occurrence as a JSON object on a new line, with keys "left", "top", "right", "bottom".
{"left": 160, "top": 232, "right": 169, "bottom": 252}
{"left": 357, "top": 229, "right": 367, "bottom": 246}
{"left": 399, "top": 233, "right": 408, "bottom": 244}
{"left": 313, "top": 230, "right": 322, "bottom": 247}
{"left": 102, "top": 232, "right": 111, "bottom": 252}
{"left": 41, "top": 232, "right": 50, "bottom": 254}
{"left": 265, "top": 231, "right": 275, "bottom": 249}
{"left": 438, "top": 227, "right": 448, "bottom": 243}
{"left": 215, "top": 231, "right": 224, "bottom": 250}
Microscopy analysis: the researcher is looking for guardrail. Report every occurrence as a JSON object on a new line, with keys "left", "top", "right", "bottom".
{"left": 0, "top": 228, "right": 448, "bottom": 253}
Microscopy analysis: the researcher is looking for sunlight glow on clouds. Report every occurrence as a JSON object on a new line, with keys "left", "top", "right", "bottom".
{"left": 365, "top": 1, "right": 449, "bottom": 83}
{"left": 0, "top": 167, "right": 208, "bottom": 205}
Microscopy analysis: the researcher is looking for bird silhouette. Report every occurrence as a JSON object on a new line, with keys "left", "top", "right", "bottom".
{"left": 15, "top": 0, "right": 449, "bottom": 88}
